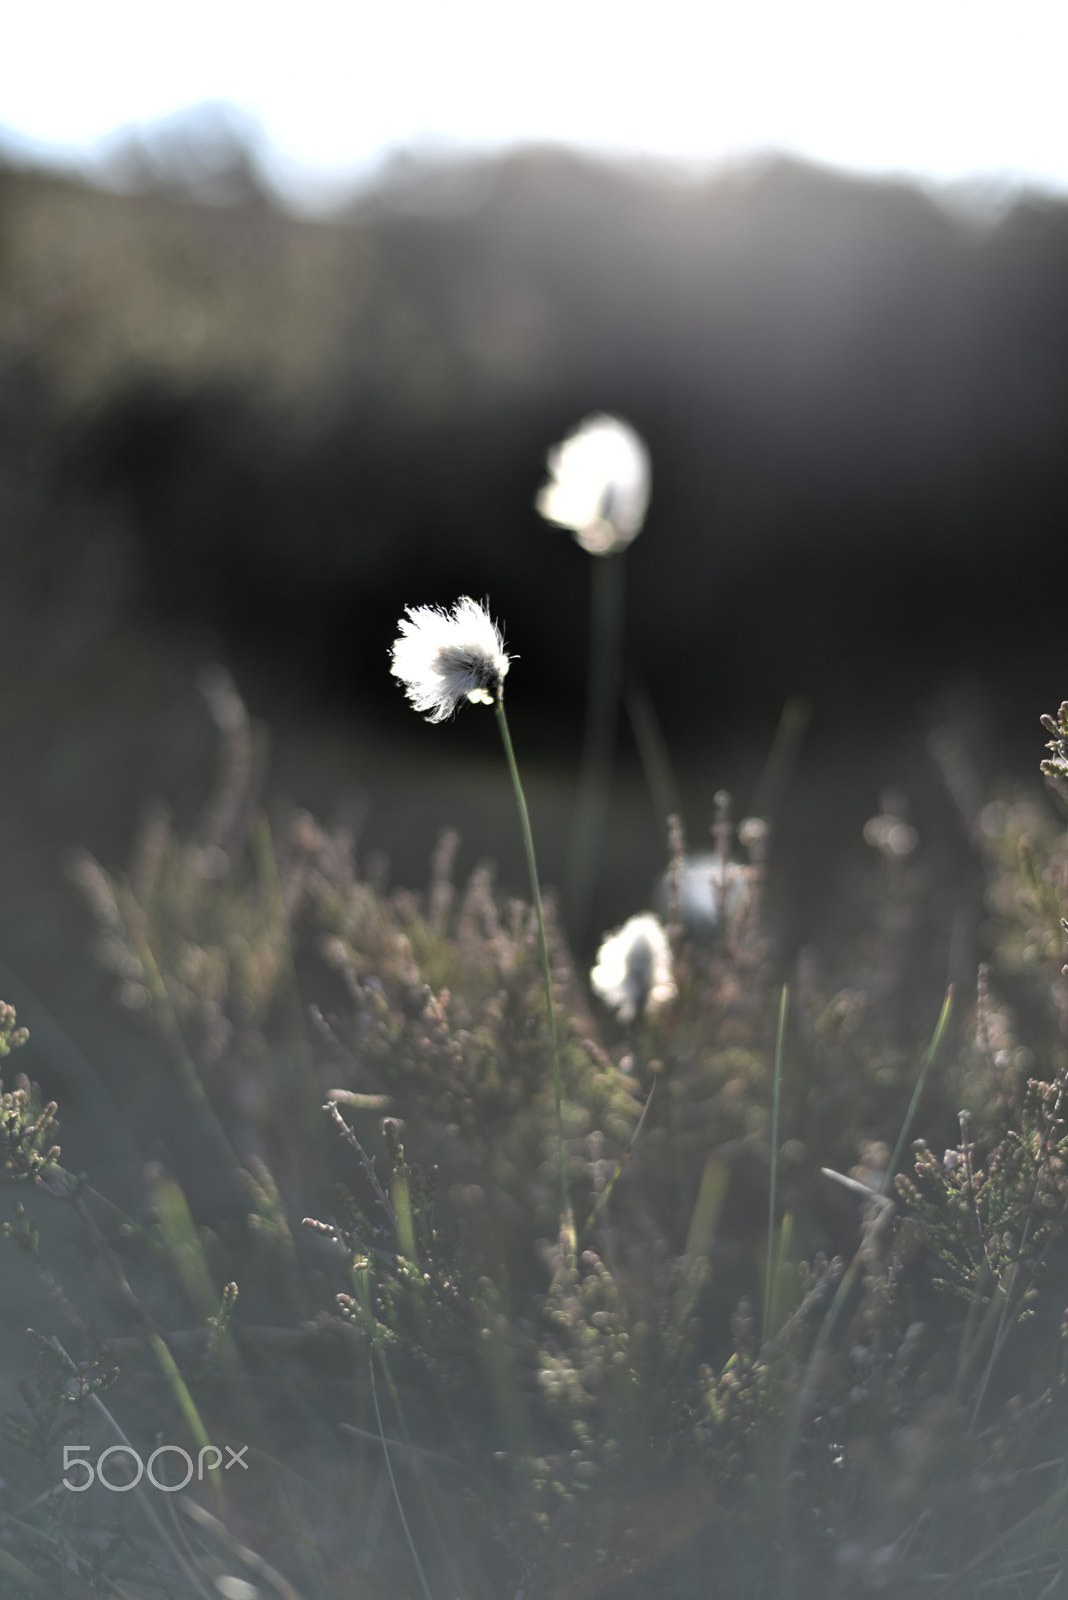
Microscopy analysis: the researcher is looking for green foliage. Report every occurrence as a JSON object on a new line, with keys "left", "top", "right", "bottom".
{"left": 899, "top": 1074, "right": 1068, "bottom": 1316}
{"left": 1041, "top": 700, "right": 1068, "bottom": 785}
{"left": 12, "top": 691, "right": 1068, "bottom": 1595}
{"left": 0, "top": 1341, "right": 134, "bottom": 1600}
{"left": 1, "top": 1339, "right": 118, "bottom": 1463}
{"left": 0, "top": 1009, "right": 59, "bottom": 1185}
{"left": 0, "top": 1001, "right": 29, "bottom": 1059}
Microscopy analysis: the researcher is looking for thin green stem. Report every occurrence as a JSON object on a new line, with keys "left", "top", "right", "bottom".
{"left": 51, "top": 1339, "right": 217, "bottom": 1600}
{"left": 375, "top": 1345, "right": 469, "bottom": 1599}
{"left": 625, "top": 678, "right": 682, "bottom": 840}
{"left": 494, "top": 696, "right": 571, "bottom": 1241}
{"left": 886, "top": 986, "right": 954, "bottom": 1191}
{"left": 762, "top": 984, "right": 788, "bottom": 1344}
{"left": 135, "top": 935, "right": 240, "bottom": 1177}
{"left": 369, "top": 1353, "right": 436, "bottom": 1600}
{"left": 0, "top": 1534, "right": 86, "bottom": 1597}
{"left": 578, "top": 1076, "right": 656, "bottom": 1246}
{"left": 566, "top": 550, "right": 626, "bottom": 942}
{"left": 752, "top": 697, "right": 811, "bottom": 824}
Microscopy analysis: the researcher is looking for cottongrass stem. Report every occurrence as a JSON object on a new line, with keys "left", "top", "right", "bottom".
{"left": 567, "top": 550, "right": 626, "bottom": 942}
{"left": 390, "top": 598, "right": 571, "bottom": 1238}
{"left": 494, "top": 694, "right": 572, "bottom": 1242}
{"left": 537, "top": 416, "right": 652, "bottom": 941}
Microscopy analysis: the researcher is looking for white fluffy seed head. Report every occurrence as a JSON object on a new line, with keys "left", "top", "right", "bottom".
{"left": 536, "top": 413, "right": 651, "bottom": 556}
{"left": 657, "top": 855, "right": 753, "bottom": 939}
{"left": 390, "top": 597, "right": 510, "bottom": 723}
{"left": 590, "top": 912, "right": 676, "bottom": 1024}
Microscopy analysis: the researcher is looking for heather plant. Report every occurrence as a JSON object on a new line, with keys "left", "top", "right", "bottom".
{"left": 7, "top": 677, "right": 1068, "bottom": 1596}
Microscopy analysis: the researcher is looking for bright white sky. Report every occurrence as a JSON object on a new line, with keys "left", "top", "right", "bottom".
{"left": 2, "top": 0, "right": 1066, "bottom": 208}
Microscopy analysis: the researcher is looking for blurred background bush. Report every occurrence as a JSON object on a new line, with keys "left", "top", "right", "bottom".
{"left": 2, "top": 122, "right": 1067, "bottom": 1022}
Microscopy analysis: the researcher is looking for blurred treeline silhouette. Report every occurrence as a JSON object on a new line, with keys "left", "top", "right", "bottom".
{"left": 2, "top": 128, "right": 1068, "bottom": 950}
{"left": 5, "top": 135, "right": 1068, "bottom": 733}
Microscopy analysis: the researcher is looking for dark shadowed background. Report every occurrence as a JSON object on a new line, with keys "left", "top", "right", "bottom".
{"left": 1, "top": 137, "right": 1066, "bottom": 1063}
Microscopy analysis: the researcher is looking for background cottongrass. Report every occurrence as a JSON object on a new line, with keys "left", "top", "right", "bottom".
{"left": 589, "top": 911, "right": 676, "bottom": 1023}
{"left": 536, "top": 415, "right": 651, "bottom": 559}
{"left": 537, "top": 415, "right": 654, "bottom": 946}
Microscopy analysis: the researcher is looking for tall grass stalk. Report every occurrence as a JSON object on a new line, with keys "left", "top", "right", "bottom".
{"left": 369, "top": 1353, "right": 437, "bottom": 1600}
{"left": 810, "top": 988, "right": 955, "bottom": 1364}
{"left": 51, "top": 1338, "right": 218, "bottom": 1600}
{"left": 145, "top": 1330, "right": 227, "bottom": 1505}
{"left": 774, "top": 985, "right": 959, "bottom": 1585}
{"left": 953, "top": 1281, "right": 1009, "bottom": 1401}
{"left": 578, "top": 1075, "right": 657, "bottom": 1246}
{"left": 886, "top": 985, "right": 954, "bottom": 1189}
{"left": 494, "top": 695, "right": 572, "bottom": 1241}
{"left": 625, "top": 679, "right": 682, "bottom": 839}
{"left": 565, "top": 550, "right": 625, "bottom": 942}
{"left": 134, "top": 933, "right": 240, "bottom": 1177}
{"left": 684, "top": 1154, "right": 730, "bottom": 1259}
{"left": 752, "top": 696, "right": 811, "bottom": 824}
{"left": 0, "top": 1543, "right": 54, "bottom": 1598}
{"left": 48, "top": 1181, "right": 237, "bottom": 1512}
{"left": 762, "top": 984, "right": 788, "bottom": 1345}
{"left": 376, "top": 1344, "right": 471, "bottom": 1600}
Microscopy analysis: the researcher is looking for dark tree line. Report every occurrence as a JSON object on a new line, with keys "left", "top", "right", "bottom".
{"left": 2, "top": 143, "right": 1068, "bottom": 771}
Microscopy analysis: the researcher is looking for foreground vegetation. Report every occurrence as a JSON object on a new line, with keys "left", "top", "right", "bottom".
{"left": 0, "top": 681, "right": 1065, "bottom": 1598}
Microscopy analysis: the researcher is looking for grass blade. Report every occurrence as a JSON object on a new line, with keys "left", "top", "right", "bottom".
{"left": 886, "top": 986, "right": 954, "bottom": 1190}
{"left": 762, "top": 984, "right": 788, "bottom": 1345}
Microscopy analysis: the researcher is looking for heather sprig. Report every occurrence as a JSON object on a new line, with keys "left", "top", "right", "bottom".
{"left": 0, "top": 1012, "right": 58, "bottom": 1186}
{"left": 1040, "top": 699, "right": 1068, "bottom": 786}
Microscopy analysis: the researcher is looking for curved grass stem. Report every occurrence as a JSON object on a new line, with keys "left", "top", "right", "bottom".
{"left": 886, "top": 985, "right": 954, "bottom": 1190}
{"left": 494, "top": 695, "right": 572, "bottom": 1243}
{"left": 762, "top": 984, "right": 788, "bottom": 1345}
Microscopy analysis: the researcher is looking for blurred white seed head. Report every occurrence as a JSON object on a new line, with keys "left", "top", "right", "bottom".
{"left": 862, "top": 813, "right": 918, "bottom": 858}
{"left": 536, "top": 413, "right": 651, "bottom": 556}
{"left": 390, "top": 597, "right": 509, "bottom": 723}
{"left": 657, "top": 854, "right": 753, "bottom": 939}
{"left": 215, "top": 1580, "right": 260, "bottom": 1600}
{"left": 590, "top": 912, "right": 676, "bottom": 1024}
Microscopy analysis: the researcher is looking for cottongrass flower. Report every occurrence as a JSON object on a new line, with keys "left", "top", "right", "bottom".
{"left": 657, "top": 854, "right": 753, "bottom": 939}
{"left": 390, "top": 597, "right": 509, "bottom": 722}
{"left": 390, "top": 596, "right": 571, "bottom": 1238}
{"left": 537, "top": 413, "right": 651, "bottom": 556}
{"left": 536, "top": 415, "right": 652, "bottom": 942}
{"left": 590, "top": 912, "right": 676, "bottom": 1024}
